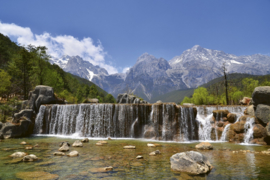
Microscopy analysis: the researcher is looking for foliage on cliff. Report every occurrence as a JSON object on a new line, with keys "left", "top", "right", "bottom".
{"left": 0, "top": 33, "right": 115, "bottom": 104}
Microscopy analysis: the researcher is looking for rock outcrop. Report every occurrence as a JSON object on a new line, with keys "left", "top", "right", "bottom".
{"left": 170, "top": 151, "right": 213, "bottom": 175}
{"left": 117, "top": 93, "right": 148, "bottom": 104}
{"left": 28, "top": 85, "right": 64, "bottom": 113}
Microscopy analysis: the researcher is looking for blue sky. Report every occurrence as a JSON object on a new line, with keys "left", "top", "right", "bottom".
{"left": 0, "top": 0, "right": 269, "bottom": 74}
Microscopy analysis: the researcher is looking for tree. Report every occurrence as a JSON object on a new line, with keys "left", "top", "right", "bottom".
{"left": 242, "top": 78, "right": 259, "bottom": 97}
{"left": 181, "top": 96, "right": 192, "bottom": 105}
{"left": 0, "top": 69, "right": 11, "bottom": 97}
{"left": 105, "top": 94, "right": 116, "bottom": 103}
{"left": 29, "top": 45, "right": 50, "bottom": 85}
{"left": 89, "top": 85, "right": 98, "bottom": 98}
{"left": 222, "top": 62, "right": 229, "bottom": 105}
{"left": 192, "top": 87, "right": 209, "bottom": 105}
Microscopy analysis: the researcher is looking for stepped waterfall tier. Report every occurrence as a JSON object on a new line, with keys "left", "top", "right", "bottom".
{"left": 34, "top": 104, "right": 198, "bottom": 141}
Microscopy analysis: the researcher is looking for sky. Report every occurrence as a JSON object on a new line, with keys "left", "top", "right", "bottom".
{"left": 0, "top": 0, "right": 269, "bottom": 74}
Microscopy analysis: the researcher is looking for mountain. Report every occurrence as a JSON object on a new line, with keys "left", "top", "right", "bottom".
{"left": 50, "top": 45, "right": 270, "bottom": 101}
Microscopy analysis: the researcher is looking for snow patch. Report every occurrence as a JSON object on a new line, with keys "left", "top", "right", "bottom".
{"left": 230, "top": 60, "right": 243, "bottom": 65}
{"left": 87, "top": 69, "right": 96, "bottom": 81}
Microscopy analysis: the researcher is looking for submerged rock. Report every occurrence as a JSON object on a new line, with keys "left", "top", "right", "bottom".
{"left": 20, "top": 141, "right": 27, "bottom": 145}
{"left": 72, "top": 140, "right": 83, "bottom": 147}
{"left": 59, "top": 142, "right": 70, "bottom": 152}
{"left": 67, "top": 151, "right": 79, "bottom": 157}
{"left": 98, "top": 140, "right": 108, "bottom": 144}
{"left": 25, "top": 146, "right": 33, "bottom": 150}
{"left": 170, "top": 151, "right": 213, "bottom": 175}
{"left": 136, "top": 155, "right": 143, "bottom": 159}
{"left": 53, "top": 152, "right": 65, "bottom": 156}
{"left": 104, "top": 166, "right": 113, "bottom": 171}
{"left": 22, "top": 154, "right": 38, "bottom": 162}
{"left": 81, "top": 138, "right": 89, "bottom": 143}
{"left": 10, "top": 152, "right": 27, "bottom": 158}
{"left": 95, "top": 143, "right": 103, "bottom": 146}
{"left": 149, "top": 150, "right": 161, "bottom": 156}
{"left": 16, "top": 171, "right": 59, "bottom": 180}
{"left": 195, "top": 142, "right": 213, "bottom": 150}
{"left": 123, "top": 145, "right": 136, "bottom": 149}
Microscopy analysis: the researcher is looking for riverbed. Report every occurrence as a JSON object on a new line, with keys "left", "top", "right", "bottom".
{"left": 0, "top": 136, "right": 270, "bottom": 180}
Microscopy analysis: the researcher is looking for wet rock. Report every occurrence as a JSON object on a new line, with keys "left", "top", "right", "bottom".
{"left": 147, "top": 143, "right": 156, "bottom": 147}
{"left": 131, "top": 162, "right": 143, "bottom": 166}
{"left": 170, "top": 151, "right": 213, "bottom": 175}
{"left": 81, "top": 138, "right": 89, "bottom": 143}
{"left": 149, "top": 150, "right": 161, "bottom": 156}
{"left": 104, "top": 166, "right": 113, "bottom": 171}
{"left": 227, "top": 113, "right": 237, "bottom": 123}
{"left": 231, "top": 115, "right": 252, "bottom": 133}
{"left": 67, "top": 151, "right": 79, "bottom": 157}
{"left": 16, "top": 171, "right": 59, "bottom": 180}
{"left": 108, "top": 137, "right": 112, "bottom": 140}
{"left": 213, "top": 110, "right": 229, "bottom": 120}
{"left": 59, "top": 142, "right": 70, "bottom": 152}
{"left": 239, "top": 97, "right": 252, "bottom": 105}
{"left": 244, "top": 105, "right": 255, "bottom": 116}
{"left": 136, "top": 155, "right": 143, "bottom": 159}
{"left": 255, "top": 104, "right": 270, "bottom": 125}
{"left": 10, "top": 152, "right": 27, "bottom": 158}
{"left": 253, "top": 124, "right": 267, "bottom": 138}
{"left": 59, "top": 141, "right": 70, "bottom": 147}
{"left": 72, "top": 140, "right": 83, "bottom": 147}
{"left": 252, "top": 86, "right": 270, "bottom": 106}
{"left": 98, "top": 140, "right": 108, "bottom": 144}
{"left": 53, "top": 152, "right": 65, "bottom": 156}
{"left": 20, "top": 141, "right": 27, "bottom": 145}
{"left": 22, "top": 154, "right": 38, "bottom": 162}
{"left": 25, "top": 146, "right": 33, "bottom": 150}
{"left": 195, "top": 142, "right": 213, "bottom": 150}
{"left": 123, "top": 145, "right": 136, "bottom": 149}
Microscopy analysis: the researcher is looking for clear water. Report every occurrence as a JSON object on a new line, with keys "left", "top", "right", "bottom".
{"left": 1, "top": 136, "right": 270, "bottom": 180}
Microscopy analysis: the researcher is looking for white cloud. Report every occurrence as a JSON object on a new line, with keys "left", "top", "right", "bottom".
{"left": 122, "top": 67, "right": 130, "bottom": 73}
{"left": 0, "top": 21, "right": 118, "bottom": 74}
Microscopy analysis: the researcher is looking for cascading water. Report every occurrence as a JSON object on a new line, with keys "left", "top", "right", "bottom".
{"left": 243, "top": 117, "right": 255, "bottom": 144}
{"left": 34, "top": 103, "right": 198, "bottom": 141}
{"left": 220, "top": 124, "right": 231, "bottom": 141}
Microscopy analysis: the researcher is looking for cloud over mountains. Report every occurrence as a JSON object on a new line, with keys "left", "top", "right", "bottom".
{"left": 0, "top": 21, "right": 118, "bottom": 74}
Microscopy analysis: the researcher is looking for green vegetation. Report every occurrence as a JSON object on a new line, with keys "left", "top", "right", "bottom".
{"left": 0, "top": 33, "right": 116, "bottom": 108}
{"left": 181, "top": 74, "right": 270, "bottom": 105}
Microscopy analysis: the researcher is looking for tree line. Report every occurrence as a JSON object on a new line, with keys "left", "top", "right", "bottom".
{"left": 181, "top": 76, "right": 270, "bottom": 105}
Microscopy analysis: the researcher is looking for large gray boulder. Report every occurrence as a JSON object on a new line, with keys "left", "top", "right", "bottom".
{"left": 13, "top": 109, "right": 33, "bottom": 123}
{"left": 252, "top": 86, "right": 270, "bottom": 107}
{"left": 244, "top": 105, "right": 255, "bottom": 116}
{"left": 170, "top": 151, "right": 213, "bottom": 175}
{"left": 117, "top": 93, "right": 148, "bottom": 104}
{"left": 255, "top": 104, "right": 270, "bottom": 125}
{"left": 28, "top": 85, "right": 63, "bottom": 113}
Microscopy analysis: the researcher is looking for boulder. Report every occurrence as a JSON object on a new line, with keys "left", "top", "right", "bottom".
{"left": 20, "top": 141, "right": 27, "bottom": 145}
{"left": 170, "top": 151, "right": 213, "bottom": 175}
{"left": 13, "top": 109, "right": 33, "bottom": 124}
{"left": 22, "top": 154, "right": 38, "bottom": 162}
{"left": 266, "top": 123, "right": 270, "bottom": 136}
{"left": 149, "top": 150, "right": 161, "bottom": 156}
{"left": 28, "top": 85, "right": 63, "bottom": 113}
{"left": 59, "top": 142, "right": 70, "bottom": 152}
{"left": 67, "top": 151, "right": 79, "bottom": 157}
{"left": 253, "top": 124, "right": 267, "bottom": 138}
{"left": 244, "top": 105, "right": 255, "bottom": 116}
{"left": 117, "top": 93, "right": 148, "bottom": 104}
{"left": 82, "top": 98, "right": 99, "bottom": 103}
{"left": 252, "top": 86, "right": 270, "bottom": 106}
{"left": 156, "top": 100, "right": 162, "bottom": 103}
{"left": 10, "top": 152, "right": 27, "bottom": 158}
{"left": 136, "top": 155, "right": 143, "bottom": 159}
{"left": 213, "top": 110, "right": 229, "bottom": 120}
{"left": 227, "top": 113, "right": 237, "bottom": 123}
{"left": 195, "top": 142, "right": 213, "bottom": 150}
{"left": 255, "top": 104, "right": 270, "bottom": 125}
{"left": 231, "top": 115, "right": 253, "bottom": 133}
{"left": 72, "top": 140, "right": 83, "bottom": 147}
{"left": 239, "top": 97, "right": 252, "bottom": 105}
{"left": 81, "top": 138, "right": 89, "bottom": 143}
{"left": 53, "top": 152, "right": 65, "bottom": 156}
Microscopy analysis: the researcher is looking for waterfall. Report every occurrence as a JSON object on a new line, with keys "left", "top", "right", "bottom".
{"left": 34, "top": 103, "right": 200, "bottom": 141}
{"left": 197, "top": 114, "right": 213, "bottom": 141}
{"left": 220, "top": 124, "right": 231, "bottom": 141}
{"left": 243, "top": 117, "right": 255, "bottom": 144}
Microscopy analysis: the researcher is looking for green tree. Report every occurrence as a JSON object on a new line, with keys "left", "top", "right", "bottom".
{"left": 0, "top": 69, "right": 11, "bottom": 96}
{"left": 105, "top": 94, "right": 116, "bottom": 103}
{"left": 181, "top": 96, "right": 192, "bottom": 105}
{"left": 242, "top": 78, "right": 259, "bottom": 97}
{"left": 192, "top": 87, "right": 209, "bottom": 105}
{"left": 89, "top": 85, "right": 98, "bottom": 98}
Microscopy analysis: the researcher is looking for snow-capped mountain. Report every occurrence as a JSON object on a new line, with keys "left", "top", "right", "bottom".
{"left": 50, "top": 46, "right": 270, "bottom": 101}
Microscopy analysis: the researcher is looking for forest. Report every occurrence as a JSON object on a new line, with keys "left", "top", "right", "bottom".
{"left": 0, "top": 33, "right": 115, "bottom": 122}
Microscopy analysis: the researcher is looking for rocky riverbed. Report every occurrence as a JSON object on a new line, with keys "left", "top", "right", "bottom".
{"left": 1, "top": 136, "right": 270, "bottom": 179}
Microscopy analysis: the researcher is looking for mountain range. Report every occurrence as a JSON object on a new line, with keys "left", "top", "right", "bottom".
{"left": 50, "top": 45, "right": 270, "bottom": 102}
